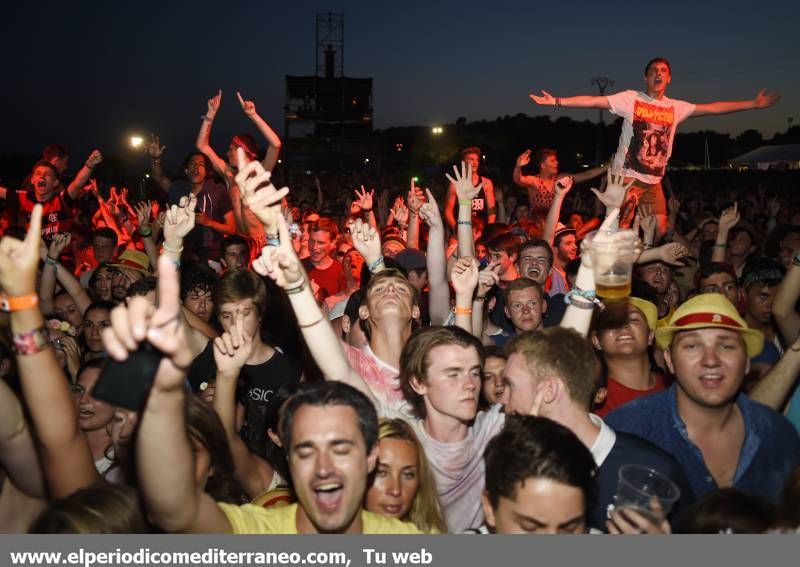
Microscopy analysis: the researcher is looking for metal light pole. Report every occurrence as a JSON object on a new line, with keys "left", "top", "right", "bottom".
{"left": 591, "top": 77, "right": 614, "bottom": 165}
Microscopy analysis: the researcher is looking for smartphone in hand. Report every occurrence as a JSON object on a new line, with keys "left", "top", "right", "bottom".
{"left": 91, "top": 342, "right": 163, "bottom": 410}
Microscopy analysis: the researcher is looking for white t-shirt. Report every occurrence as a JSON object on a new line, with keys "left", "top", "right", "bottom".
{"left": 607, "top": 90, "right": 696, "bottom": 184}
{"left": 380, "top": 404, "right": 505, "bottom": 533}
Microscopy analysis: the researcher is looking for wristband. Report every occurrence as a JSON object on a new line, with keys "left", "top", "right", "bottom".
{"left": 138, "top": 226, "right": 152, "bottom": 237}
{"left": 643, "top": 243, "right": 654, "bottom": 250}
{"left": 85, "top": 163, "right": 94, "bottom": 170}
{"left": 267, "top": 237, "right": 280, "bottom": 247}
{"left": 458, "top": 199, "right": 472, "bottom": 207}
{"left": 162, "top": 243, "right": 184, "bottom": 256}
{"left": 284, "top": 281, "right": 307, "bottom": 295}
{"left": 44, "top": 256, "right": 59, "bottom": 266}
{"left": 474, "top": 295, "right": 488, "bottom": 302}
{"left": 712, "top": 243, "right": 728, "bottom": 249}
{"left": 454, "top": 307, "right": 473, "bottom": 315}
{"left": 202, "top": 115, "right": 214, "bottom": 122}
{"left": 0, "top": 293, "right": 39, "bottom": 312}
{"left": 368, "top": 256, "right": 385, "bottom": 273}
{"left": 12, "top": 326, "right": 50, "bottom": 355}
{"left": 298, "top": 317, "right": 325, "bottom": 328}
{"left": 457, "top": 220, "right": 472, "bottom": 226}
{"left": 361, "top": 207, "right": 373, "bottom": 212}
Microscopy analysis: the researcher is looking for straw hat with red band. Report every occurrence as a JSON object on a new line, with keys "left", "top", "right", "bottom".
{"left": 655, "top": 293, "right": 764, "bottom": 358}
{"left": 627, "top": 297, "right": 658, "bottom": 331}
{"left": 108, "top": 250, "right": 151, "bottom": 276}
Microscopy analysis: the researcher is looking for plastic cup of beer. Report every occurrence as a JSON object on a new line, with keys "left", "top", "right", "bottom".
{"left": 588, "top": 229, "right": 636, "bottom": 299}
{"left": 613, "top": 465, "right": 680, "bottom": 524}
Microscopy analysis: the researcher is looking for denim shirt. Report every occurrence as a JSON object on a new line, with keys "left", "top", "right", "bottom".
{"left": 605, "top": 385, "right": 800, "bottom": 503}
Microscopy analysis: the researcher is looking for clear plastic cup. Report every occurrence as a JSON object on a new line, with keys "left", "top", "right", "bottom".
{"left": 613, "top": 464, "right": 681, "bottom": 523}
{"left": 587, "top": 229, "right": 637, "bottom": 299}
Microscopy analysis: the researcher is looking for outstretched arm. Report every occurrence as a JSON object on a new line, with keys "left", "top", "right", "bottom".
{"left": 446, "top": 161, "right": 481, "bottom": 259}
{"left": 237, "top": 92, "right": 282, "bottom": 172}
{"left": 0, "top": 378, "right": 46, "bottom": 498}
{"left": 107, "top": 255, "right": 231, "bottom": 533}
{"left": 530, "top": 90, "right": 610, "bottom": 110}
{"left": 65, "top": 150, "right": 102, "bottom": 201}
{"left": 451, "top": 257, "right": 479, "bottom": 334}
{"left": 0, "top": 206, "right": 100, "bottom": 498}
{"left": 571, "top": 164, "right": 608, "bottom": 184}
{"left": 692, "top": 89, "right": 780, "bottom": 117}
{"left": 749, "top": 336, "right": 800, "bottom": 411}
{"left": 419, "top": 189, "right": 451, "bottom": 325}
{"left": 212, "top": 316, "right": 276, "bottom": 499}
{"left": 146, "top": 135, "right": 172, "bottom": 192}
{"left": 543, "top": 177, "right": 573, "bottom": 246}
{"left": 235, "top": 157, "right": 380, "bottom": 407}
{"left": 772, "top": 261, "right": 800, "bottom": 344}
{"left": 195, "top": 90, "right": 229, "bottom": 176}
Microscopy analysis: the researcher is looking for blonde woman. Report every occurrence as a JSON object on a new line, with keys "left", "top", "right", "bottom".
{"left": 365, "top": 418, "right": 448, "bottom": 533}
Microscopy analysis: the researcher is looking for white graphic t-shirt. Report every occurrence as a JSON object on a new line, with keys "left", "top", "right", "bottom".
{"left": 607, "top": 90, "right": 696, "bottom": 184}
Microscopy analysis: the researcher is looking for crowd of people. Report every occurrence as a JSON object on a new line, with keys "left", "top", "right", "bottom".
{"left": 0, "top": 58, "right": 799, "bottom": 535}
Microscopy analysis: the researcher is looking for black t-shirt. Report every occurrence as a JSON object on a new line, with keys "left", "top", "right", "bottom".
{"left": 187, "top": 340, "right": 301, "bottom": 412}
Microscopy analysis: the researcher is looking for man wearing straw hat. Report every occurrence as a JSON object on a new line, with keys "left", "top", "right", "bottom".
{"left": 606, "top": 294, "right": 800, "bottom": 503}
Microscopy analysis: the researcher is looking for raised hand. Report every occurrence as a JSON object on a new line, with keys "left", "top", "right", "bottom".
{"left": 516, "top": 150, "right": 531, "bottom": 168}
{"left": 754, "top": 89, "right": 780, "bottom": 109}
{"left": 101, "top": 255, "right": 193, "bottom": 392}
{"left": 591, "top": 169, "right": 635, "bottom": 211}
{"left": 445, "top": 161, "right": 483, "bottom": 202}
{"left": 718, "top": 202, "right": 740, "bottom": 232}
{"left": 529, "top": 90, "right": 556, "bottom": 106}
{"left": 146, "top": 134, "right": 165, "bottom": 159}
{"left": 350, "top": 218, "right": 382, "bottom": 265}
{"left": 162, "top": 194, "right": 197, "bottom": 242}
{"left": 234, "top": 148, "right": 289, "bottom": 233}
{"left": 252, "top": 213, "right": 304, "bottom": 289}
{"left": 0, "top": 205, "right": 42, "bottom": 296}
{"left": 47, "top": 232, "right": 71, "bottom": 260}
{"left": 451, "top": 257, "right": 479, "bottom": 296}
{"left": 418, "top": 188, "right": 443, "bottom": 232}
{"left": 135, "top": 201, "right": 152, "bottom": 231}
{"left": 212, "top": 311, "right": 254, "bottom": 376}
{"left": 237, "top": 91, "right": 256, "bottom": 117}
{"left": 667, "top": 194, "right": 681, "bottom": 215}
{"left": 554, "top": 176, "right": 574, "bottom": 197}
{"left": 87, "top": 178, "right": 100, "bottom": 199}
{"left": 658, "top": 242, "right": 690, "bottom": 266}
{"left": 392, "top": 199, "right": 410, "bottom": 228}
{"left": 85, "top": 150, "right": 103, "bottom": 169}
{"left": 477, "top": 262, "right": 501, "bottom": 296}
{"left": 353, "top": 185, "right": 374, "bottom": 212}
{"left": 60, "top": 336, "right": 82, "bottom": 381}
{"left": 639, "top": 203, "right": 657, "bottom": 236}
{"left": 407, "top": 182, "right": 426, "bottom": 214}
{"left": 206, "top": 89, "right": 222, "bottom": 118}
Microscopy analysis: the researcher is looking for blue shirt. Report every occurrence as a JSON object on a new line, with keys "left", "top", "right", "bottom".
{"left": 605, "top": 385, "right": 800, "bottom": 504}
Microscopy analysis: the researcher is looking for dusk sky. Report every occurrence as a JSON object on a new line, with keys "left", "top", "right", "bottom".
{"left": 2, "top": 0, "right": 798, "bottom": 161}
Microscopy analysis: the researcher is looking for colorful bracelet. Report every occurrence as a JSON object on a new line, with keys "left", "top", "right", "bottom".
{"left": 369, "top": 256, "right": 385, "bottom": 273}
{"left": 457, "top": 220, "right": 472, "bottom": 226}
{"left": 267, "top": 237, "right": 280, "bottom": 247}
{"left": 458, "top": 199, "right": 472, "bottom": 207}
{"left": 12, "top": 326, "right": 50, "bottom": 355}
{"left": 454, "top": 306, "right": 473, "bottom": 315}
